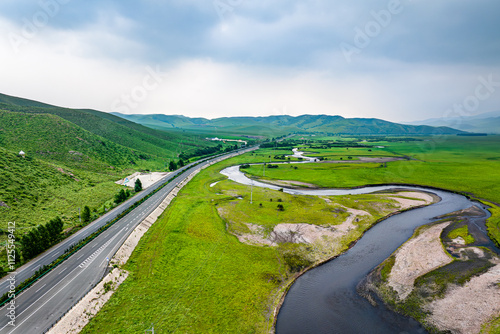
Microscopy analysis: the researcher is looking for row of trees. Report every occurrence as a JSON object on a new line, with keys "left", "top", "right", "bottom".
{"left": 179, "top": 144, "right": 223, "bottom": 161}
{"left": 20, "top": 217, "right": 64, "bottom": 260}
{"left": 114, "top": 188, "right": 131, "bottom": 204}
{"left": 168, "top": 159, "right": 184, "bottom": 171}
{"left": 176, "top": 143, "right": 242, "bottom": 165}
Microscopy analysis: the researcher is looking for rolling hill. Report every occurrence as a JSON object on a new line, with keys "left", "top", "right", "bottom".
{"left": 406, "top": 111, "right": 500, "bottom": 134}
{"left": 0, "top": 93, "right": 220, "bottom": 166}
{"left": 0, "top": 109, "right": 139, "bottom": 169}
{"left": 112, "top": 112, "right": 467, "bottom": 137}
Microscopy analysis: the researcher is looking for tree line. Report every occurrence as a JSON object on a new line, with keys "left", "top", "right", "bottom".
{"left": 20, "top": 217, "right": 64, "bottom": 260}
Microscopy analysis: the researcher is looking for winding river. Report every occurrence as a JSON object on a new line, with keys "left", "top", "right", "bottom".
{"left": 220, "top": 164, "right": 497, "bottom": 334}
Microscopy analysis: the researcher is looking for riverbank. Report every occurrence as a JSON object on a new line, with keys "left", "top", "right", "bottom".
{"left": 360, "top": 205, "right": 500, "bottom": 334}
{"left": 216, "top": 165, "right": 441, "bottom": 332}
{"left": 268, "top": 191, "right": 438, "bottom": 331}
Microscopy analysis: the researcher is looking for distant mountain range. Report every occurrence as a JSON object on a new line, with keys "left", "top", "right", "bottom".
{"left": 111, "top": 112, "right": 467, "bottom": 137}
{"left": 405, "top": 111, "right": 500, "bottom": 134}
{"left": 0, "top": 91, "right": 471, "bottom": 171}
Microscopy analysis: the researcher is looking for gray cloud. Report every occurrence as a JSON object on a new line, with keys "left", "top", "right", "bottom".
{"left": 0, "top": 0, "right": 499, "bottom": 122}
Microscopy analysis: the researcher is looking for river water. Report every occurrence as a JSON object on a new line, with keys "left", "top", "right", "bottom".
{"left": 220, "top": 164, "right": 495, "bottom": 334}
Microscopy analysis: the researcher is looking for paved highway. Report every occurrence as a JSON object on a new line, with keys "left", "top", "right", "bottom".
{"left": 0, "top": 147, "right": 256, "bottom": 333}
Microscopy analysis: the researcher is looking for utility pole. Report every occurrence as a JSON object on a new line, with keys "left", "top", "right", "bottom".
{"left": 250, "top": 181, "right": 253, "bottom": 204}
{"left": 145, "top": 324, "right": 155, "bottom": 334}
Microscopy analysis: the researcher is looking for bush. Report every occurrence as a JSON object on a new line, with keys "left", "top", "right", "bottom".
{"left": 82, "top": 206, "right": 91, "bottom": 223}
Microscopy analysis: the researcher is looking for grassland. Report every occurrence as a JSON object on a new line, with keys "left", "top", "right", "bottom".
{"left": 244, "top": 136, "right": 500, "bottom": 204}
{"left": 81, "top": 153, "right": 422, "bottom": 333}
{"left": 243, "top": 135, "right": 500, "bottom": 332}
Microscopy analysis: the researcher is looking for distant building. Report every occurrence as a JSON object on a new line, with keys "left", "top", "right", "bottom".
{"left": 19, "top": 150, "right": 26, "bottom": 157}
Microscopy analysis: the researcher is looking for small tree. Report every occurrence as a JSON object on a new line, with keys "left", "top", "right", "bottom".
{"left": 134, "top": 179, "right": 142, "bottom": 192}
{"left": 169, "top": 160, "right": 177, "bottom": 171}
{"left": 277, "top": 204, "right": 284, "bottom": 211}
{"left": 82, "top": 206, "right": 91, "bottom": 223}
{"left": 115, "top": 189, "right": 127, "bottom": 204}
{"left": 178, "top": 158, "right": 185, "bottom": 167}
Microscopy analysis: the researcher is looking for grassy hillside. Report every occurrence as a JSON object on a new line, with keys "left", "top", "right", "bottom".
{"left": 112, "top": 113, "right": 466, "bottom": 137}
{"left": 0, "top": 93, "right": 220, "bottom": 160}
{"left": 0, "top": 147, "right": 122, "bottom": 227}
{"left": 0, "top": 146, "right": 125, "bottom": 269}
{"left": 0, "top": 110, "right": 142, "bottom": 169}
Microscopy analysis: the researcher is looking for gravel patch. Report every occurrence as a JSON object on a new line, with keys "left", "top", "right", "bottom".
{"left": 388, "top": 222, "right": 453, "bottom": 300}
{"left": 427, "top": 261, "right": 500, "bottom": 334}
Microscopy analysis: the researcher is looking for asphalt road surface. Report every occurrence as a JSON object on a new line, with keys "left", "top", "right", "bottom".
{"left": 0, "top": 147, "right": 255, "bottom": 334}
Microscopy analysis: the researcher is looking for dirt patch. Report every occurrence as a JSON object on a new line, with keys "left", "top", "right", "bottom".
{"left": 384, "top": 191, "right": 434, "bottom": 210}
{"left": 426, "top": 260, "right": 500, "bottom": 334}
{"left": 115, "top": 171, "right": 171, "bottom": 190}
{"left": 227, "top": 204, "right": 370, "bottom": 248}
{"left": 387, "top": 222, "right": 453, "bottom": 300}
{"left": 56, "top": 167, "right": 79, "bottom": 181}
{"left": 356, "top": 157, "right": 405, "bottom": 163}
{"left": 237, "top": 223, "right": 275, "bottom": 246}
{"left": 262, "top": 179, "right": 319, "bottom": 189}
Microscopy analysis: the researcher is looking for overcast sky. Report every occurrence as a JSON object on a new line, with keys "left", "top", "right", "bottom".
{"left": 1, "top": 0, "right": 499, "bottom": 122}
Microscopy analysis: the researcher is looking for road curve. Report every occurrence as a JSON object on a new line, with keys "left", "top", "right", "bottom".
{"left": 0, "top": 146, "right": 256, "bottom": 334}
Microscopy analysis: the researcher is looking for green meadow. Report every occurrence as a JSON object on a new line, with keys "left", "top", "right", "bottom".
{"left": 245, "top": 136, "right": 500, "bottom": 248}
{"left": 245, "top": 136, "right": 500, "bottom": 203}
{"left": 82, "top": 154, "right": 418, "bottom": 333}
{"left": 81, "top": 135, "right": 500, "bottom": 333}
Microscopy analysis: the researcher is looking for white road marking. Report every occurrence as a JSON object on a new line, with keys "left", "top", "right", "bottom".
{"left": 58, "top": 268, "right": 67, "bottom": 275}
{"left": 35, "top": 284, "right": 46, "bottom": 294}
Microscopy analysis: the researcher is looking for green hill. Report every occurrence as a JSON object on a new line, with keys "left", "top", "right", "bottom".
{"left": 0, "top": 110, "right": 147, "bottom": 169}
{"left": 112, "top": 113, "right": 466, "bottom": 137}
{"left": 0, "top": 147, "right": 121, "bottom": 229}
{"left": 0, "top": 93, "right": 219, "bottom": 164}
